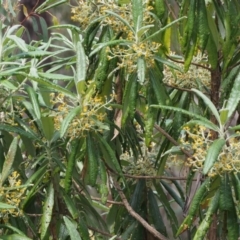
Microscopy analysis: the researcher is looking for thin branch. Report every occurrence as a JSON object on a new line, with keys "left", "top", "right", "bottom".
{"left": 123, "top": 173, "right": 197, "bottom": 181}
{"left": 73, "top": 179, "right": 123, "bottom": 205}
{"left": 164, "top": 0, "right": 177, "bottom": 20}
{"left": 164, "top": 83, "right": 193, "bottom": 92}
{"left": 91, "top": 196, "right": 124, "bottom": 205}
{"left": 88, "top": 226, "right": 122, "bottom": 240}
{"left": 112, "top": 178, "right": 169, "bottom": 240}
{"left": 72, "top": 179, "right": 84, "bottom": 193}
{"left": 25, "top": 213, "right": 43, "bottom": 216}
{"left": 166, "top": 55, "right": 211, "bottom": 71}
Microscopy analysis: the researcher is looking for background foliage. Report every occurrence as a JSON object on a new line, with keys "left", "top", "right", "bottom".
{"left": 1, "top": 0, "right": 240, "bottom": 239}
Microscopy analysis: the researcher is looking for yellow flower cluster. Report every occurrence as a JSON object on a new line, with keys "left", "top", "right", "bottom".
{"left": 181, "top": 125, "right": 211, "bottom": 170}
{"left": 72, "top": 0, "right": 160, "bottom": 76}
{"left": 109, "top": 41, "right": 160, "bottom": 73}
{"left": 163, "top": 52, "right": 211, "bottom": 90}
{"left": 51, "top": 93, "right": 110, "bottom": 140}
{"left": 179, "top": 126, "right": 240, "bottom": 177}
{"left": 0, "top": 171, "right": 25, "bottom": 222}
{"left": 72, "top": 0, "right": 153, "bottom": 30}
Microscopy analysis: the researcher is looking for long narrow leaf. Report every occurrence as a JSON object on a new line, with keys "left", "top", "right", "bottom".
{"left": 203, "top": 138, "right": 225, "bottom": 175}
{"left": 0, "top": 137, "right": 18, "bottom": 187}
{"left": 40, "top": 182, "right": 54, "bottom": 240}
{"left": 95, "top": 133, "right": 122, "bottom": 176}
{"left": 63, "top": 216, "right": 82, "bottom": 240}
{"left": 76, "top": 41, "right": 86, "bottom": 94}
{"left": 226, "top": 71, "right": 240, "bottom": 118}
{"left": 191, "top": 88, "right": 221, "bottom": 126}
{"left": 0, "top": 202, "right": 16, "bottom": 209}
{"left": 151, "top": 105, "right": 220, "bottom": 132}
{"left": 19, "top": 73, "right": 76, "bottom": 99}
{"left": 26, "top": 87, "right": 41, "bottom": 120}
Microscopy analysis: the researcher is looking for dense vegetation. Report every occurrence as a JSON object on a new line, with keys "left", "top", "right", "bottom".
{"left": 1, "top": 0, "right": 240, "bottom": 239}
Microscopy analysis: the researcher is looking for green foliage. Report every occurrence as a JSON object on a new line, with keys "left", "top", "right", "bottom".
{"left": 1, "top": 0, "right": 240, "bottom": 239}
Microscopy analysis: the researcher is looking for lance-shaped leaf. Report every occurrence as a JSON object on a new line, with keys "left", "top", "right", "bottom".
{"left": 95, "top": 133, "right": 122, "bottom": 176}
{"left": 151, "top": 105, "right": 220, "bottom": 132}
{"left": 0, "top": 234, "right": 32, "bottom": 240}
{"left": 132, "top": 0, "right": 143, "bottom": 31}
{"left": 191, "top": 88, "right": 221, "bottom": 127}
{"left": 0, "top": 137, "right": 18, "bottom": 187}
{"left": 26, "top": 86, "right": 41, "bottom": 120}
{"left": 137, "top": 56, "right": 146, "bottom": 84}
{"left": 148, "top": 188, "right": 168, "bottom": 236}
{"left": 203, "top": 138, "right": 226, "bottom": 175}
{"left": 193, "top": 191, "right": 219, "bottom": 240}
{"left": 40, "top": 182, "right": 54, "bottom": 240}
{"left": 76, "top": 41, "right": 86, "bottom": 95}
{"left": 226, "top": 71, "right": 240, "bottom": 119}
{"left": 63, "top": 216, "right": 82, "bottom": 240}
{"left": 19, "top": 73, "right": 75, "bottom": 99}
{"left": 0, "top": 202, "right": 16, "bottom": 209}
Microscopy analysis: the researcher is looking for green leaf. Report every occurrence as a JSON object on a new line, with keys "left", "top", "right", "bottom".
{"left": 0, "top": 202, "right": 16, "bottom": 209}
{"left": 76, "top": 41, "right": 86, "bottom": 95}
{"left": 0, "top": 234, "right": 32, "bottom": 240}
{"left": 184, "top": 120, "right": 219, "bottom": 132}
{"left": 41, "top": 116, "right": 55, "bottom": 141}
{"left": 19, "top": 73, "right": 75, "bottom": 99}
{"left": 227, "top": 210, "right": 239, "bottom": 240}
{"left": 13, "top": 117, "right": 39, "bottom": 139}
{"left": 36, "top": 0, "right": 67, "bottom": 13}
{"left": 154, "top": 181, "right": 179, "bottom": 236}
{"left": 63, "top": 216, "right": 82, "bottom": 240}
{"left": 38, "top": 16, "right": 48, "bottom": 42}
{"left": 64, "top": 139, "right": 81, "bottom": 194}
{"left": 21, "top": 164, "right": 48, "bottom": 209}
{"left": 39, "top": 72, "right": 74, "bottom": 81}
{"left": 149, "top": 67, "right": 170, "bottom": 106}
{"left": 0, "top": 80, "right": 18, "bottom": 90}
{"left": 191, "top": 88, "right": 221, "bottom": 127}
{"left": 0, "top": 224, "right": 27, "bottom": 236}
{"left": 26, "top": 86, "right": 41, "bottom": 120}
{"left": 122, "top": 73, "right": 138, "bottom": 124}
{"left": 151, "top": 105, "right": 219, "bottom": 132}
{"left": 154, "top": 56, "right": 182, "bottom": 71}
{"left": 161, "top": 180, "right": 184, "bottom": 209}
{"left": 226, "top": 71, "right": 240, "bottom": 119}
{"left": 219, "top": 174, "right": 234, "bottom": 211}
{"left": 176, "top": 178, "right": 211, "bottom": 236}
{"left": 203, "top": 138, "right": 225, "bottom": 175}
{"left": 137, "top": 56, "right": 146, "bottom": 84}
{"left": 148, "top": 188, "right": 167, "bottom": 236}
{"left": 89, "top": 39, "right": 132, "bottom": 57}
{"left": 131, "top": 179, "right": 145, "bottom": 210}
{"left": 7, "top": 35, "right": 28, "bottom": 52}
{"left": 0, "top": 137, "right": 18, "bottom": 187}
{"left": 78, "top": 216, "right": 91, "bottom": 240}
{"left": 85, "top": 133, "right": 99, "bottom": 186}
{"left": 132, "top": 0, "right": 143, "bottom": 31}
{"left": 144, "top": 16, "right": 187, "bottom": 41}
{"left": 193, "top": 190, "right": 219, "bottom": 240}
{"left": 95, "top": 133, "right": 122, "bottom": 176}
{"left": 60, "top": 106, "right": 81, "bottom": 138}
{"left": 40, "top": 182, "right": 54, "bottom": 240}
{"left": 219, "top": 108, "right": 229, "bottom": 125}
{"left": 62, "top": 191, "right": 79, "bottom": 219}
